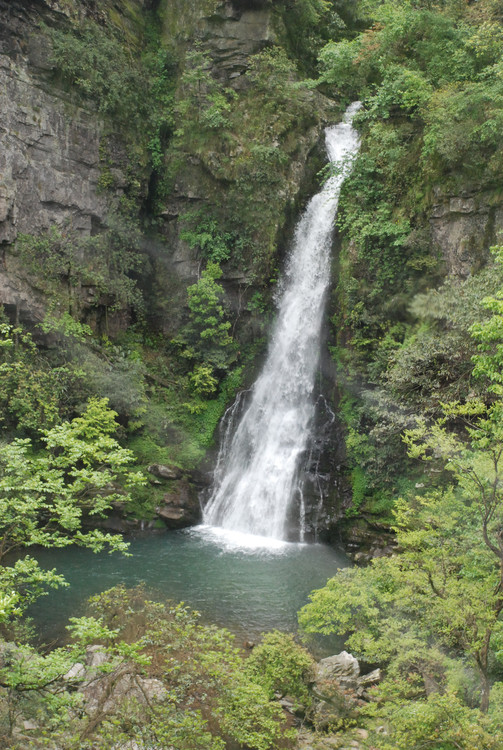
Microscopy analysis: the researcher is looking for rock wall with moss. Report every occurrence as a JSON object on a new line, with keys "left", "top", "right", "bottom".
{"left": 318, "top": 0, "right": 503, "bottom": 545}
{"left": 0, "top": 0, "right": 360, "bottom": 532}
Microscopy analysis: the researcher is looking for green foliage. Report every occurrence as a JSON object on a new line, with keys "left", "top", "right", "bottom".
{"left": 165, "top": 39, "right": 325, "bottom": 282}
{"left": 48, "top": 21, "right": 148, "bottom": 123}
{"left": 422, "top": 72, "right": 503, "bottom": 182}
{"left": 172, "top": 263, "right": 236, "bottom": 395}
{"left": 275, "top": 0, "right": 358, "bottom": 74}
{"left": 174, "top": 44, "right": 236, "bottom": 144}
{"left": 360, "top": 690, "right": 503, "bottom": 750}
{"left": 15, "top": 217, "right": 145, "bottom": 321}
{"left": 189, "top": 364, "right": 218, "bottom": 396}
{"left": 47, "top": 19, "right": 176, "bottom": 172}
{"left": 64, "top": 586, "right": 293, "bottom": 750}
{"left": 179, "top": 209, "right": 235, "bottom": 264}
{"left": 300, "top": 388, "right": 503, "bottom": 745}
{"left": 245, "top": 630, "right": 315, "bottom": 707}
{"left": 0, "top": 399, "right": 144, "bottom": 622}
{"left": 179, "top": 366, "right": 244, "bottom": 454}
{"left": 471, "top": 246, "right": 503, "bottom": 393}
{"left": 322, "top": 0, "right": 503, "bottom": 516}
{"left": 0, "top": 605, "right": 154, "bottom": 748}
{"left": 0, "top": 318, "right": 71, "bottom": 437}
{"left": 218, "top": 677, "right": 290, "bottom": 750}
{"left": 245, "top": 47, "right": 314, "bottom": 130}
{"left": 185, "top": 263, "right": 233, "bottom": 354}
{"left": 366, "top": 65, "right": 433, "bottom": 119}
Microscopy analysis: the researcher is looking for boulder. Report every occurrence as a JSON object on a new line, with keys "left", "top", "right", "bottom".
{"left": 316, "top": 651, "right": 360, "bottom": 690}
{"left": 85, "top": 645, "right": 109, "bottom": 668}
{"left": 82, "top": 666, "right": 167, "bottom": 716}
{"left": 156, "top": 480, "right": 201, "bottom": 529}
{"left": 357, "top": 668, "right": 381, "bottom": 689}
{"left": 147, "top": 463, "right": 183, "bottom": 481}
{"left": 64, "top": 662, "right": 86, "bottom": 681}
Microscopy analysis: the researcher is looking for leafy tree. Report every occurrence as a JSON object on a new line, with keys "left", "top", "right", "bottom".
{"left": 0, "top": 319, "right": 68, "bottom": 436}
{"left": 172, "top": 262, "right": 236, "bottom": 399}
{"left": 0, "top": 398, "right": 144, "bottom": 623}
{"left": 299, "top": 273, "right": 503, "bottom": 736}
{"left": 245, "top": 630, "right": 315, "bottom": 707}
{"left": 179, "top": 209, "right": 234, "bottom": 264}
{"left": 471, "top": 246, "right": 503, "bottom": 395}
{"left": 63, "top": 586, "right": 293, "bottom": 750}
{"left": 300, "top": 399, "right": 503, "bottom": 714}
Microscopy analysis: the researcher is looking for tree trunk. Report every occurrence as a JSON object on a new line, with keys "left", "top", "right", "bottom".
{"left": 479, "top": 669, "right": 490, "bottom": 713}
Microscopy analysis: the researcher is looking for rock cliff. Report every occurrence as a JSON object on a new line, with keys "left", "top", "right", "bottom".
{"left": 0, "top": 0, "right": 340, "bottom": 533}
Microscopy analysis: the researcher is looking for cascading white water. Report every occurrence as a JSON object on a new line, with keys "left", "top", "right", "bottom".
{"left": 203, "top": 102, "right": 361, "bottom": 540}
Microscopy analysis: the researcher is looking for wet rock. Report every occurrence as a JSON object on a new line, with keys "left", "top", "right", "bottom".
{"left": 156, "top": 480, "right": 201, "bottom": 529}
{"left": 339, "top": 520, "right": 397, "bottom": 564}
{"left": 88, "top": 515, "right": 165, "bottom": 533}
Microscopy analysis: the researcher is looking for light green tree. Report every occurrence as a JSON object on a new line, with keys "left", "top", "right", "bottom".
{"left": 173, "top": 262, "right": 236, "bottom": 398}
{"left": 0, "top": 397, "right": 144, "bottom": 622}
{"left": 299, "top": 253, "right": 503, "bottom": 743}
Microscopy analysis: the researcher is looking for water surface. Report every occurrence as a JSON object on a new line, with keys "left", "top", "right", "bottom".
{"left": 29, "top": 526, "right": 348, "bottom": 648}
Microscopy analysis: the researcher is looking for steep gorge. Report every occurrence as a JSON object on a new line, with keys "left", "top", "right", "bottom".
{"left": 1, "top": 0, "right": 502, "bottom": 543}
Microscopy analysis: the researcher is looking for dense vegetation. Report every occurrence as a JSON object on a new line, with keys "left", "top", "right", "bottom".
{"left": 0, "top": 585, "right": 314, "bottom": 748}
{"left": 324, "top": 0, "right": 503, "bottom": 519}
{"left": 2, "top": 0, "right": 503, "bottom": 747}
{"left": 297, "top": 0, "right": 503, "bottom": 746}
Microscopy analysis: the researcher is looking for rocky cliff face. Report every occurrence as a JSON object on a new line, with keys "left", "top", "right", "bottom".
{"left": 430, "top": 188, "right": 503, "bottom": 278}
{"left": 162, "top": 0, "right": 277, "bottom": 84}
{"left": 0, "top": 0, "right": 326, "bottom": 327}
{"left": 0, "top": 0, "right": 340, "bottom": 531}
{"left": 0, "top": 0, "right": 142, "bottom": 329}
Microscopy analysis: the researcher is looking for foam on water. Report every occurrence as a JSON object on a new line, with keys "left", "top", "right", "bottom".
{"left": 191, "top": 524, "right": 297, "bottom": 553}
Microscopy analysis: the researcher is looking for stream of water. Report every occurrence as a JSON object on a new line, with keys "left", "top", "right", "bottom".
{"left": 204, "top": 103, "right": 361, "bottom": 539}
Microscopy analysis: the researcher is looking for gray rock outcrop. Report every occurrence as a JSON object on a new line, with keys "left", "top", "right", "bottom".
{"left": 430, "top": 188, "right": 503, "bottom": 277}
{"left": 0, "top": 0, "right": 133, "bottom": 328}
{"left": 308, "top": 651, "right": 382, "bottom": 732}
{"left": 316, "top": 651, "right": 360, "bottom": 690}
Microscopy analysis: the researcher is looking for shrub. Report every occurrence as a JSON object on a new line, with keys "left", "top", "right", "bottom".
{"left": 245, "top": 630, "right": 315, "bottom": 707}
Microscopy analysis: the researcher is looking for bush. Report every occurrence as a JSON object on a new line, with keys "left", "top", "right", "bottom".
{"left": 245, "top": 630, "right": 315, "bottom": 707}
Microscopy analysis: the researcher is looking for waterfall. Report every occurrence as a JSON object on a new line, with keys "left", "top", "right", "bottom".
{"left": 203, "top": 102, "right": 361, "bottom": 541}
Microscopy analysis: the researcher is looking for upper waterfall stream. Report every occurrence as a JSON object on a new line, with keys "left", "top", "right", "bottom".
{"left": 203, "top": 103, "right": 361, "bottom": 540}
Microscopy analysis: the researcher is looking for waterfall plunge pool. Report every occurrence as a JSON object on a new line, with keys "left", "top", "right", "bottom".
{"left": 28, "top": 106, "right": 360, "bottom": 652}
{"left": 29, "top": 526, "right": 348, "bottom": 650}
